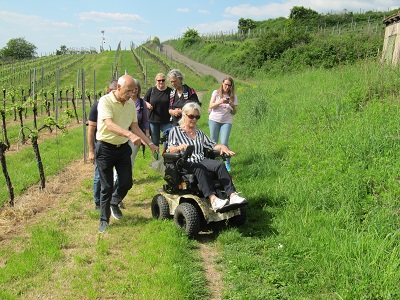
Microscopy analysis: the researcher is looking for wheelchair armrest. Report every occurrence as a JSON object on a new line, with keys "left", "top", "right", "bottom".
{"left": 163, "top": 152, "right": 182, "bottom": 163}
{"left": 212, "top": 150, "right": 221, "bottom": 157}
{"left": 204, "top": 149, "right": 222, "bottom": 159}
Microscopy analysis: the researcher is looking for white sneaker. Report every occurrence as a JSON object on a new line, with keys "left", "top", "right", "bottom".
{"left": 211, "top": 197, "right": 228, "bottom": 211}
{"left": 230, "top": 194, "right": 248, "bottom": 205}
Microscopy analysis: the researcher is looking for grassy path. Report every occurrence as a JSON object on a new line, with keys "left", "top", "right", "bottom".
{"left": 0, "top": 47, "right": 230, "bottom": 299}
{"left": 0, "top": 94, "right": 225, "bottom": 300}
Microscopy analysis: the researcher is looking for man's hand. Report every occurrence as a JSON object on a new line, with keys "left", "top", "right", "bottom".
{"left": 129, "top": 133, "right": 142, "bottom": 146}
{"left": 149, "top": 143, "right": 159, "bottom": 154}
{"left": 88, "top": 150, "right": 95, "bottom": 164}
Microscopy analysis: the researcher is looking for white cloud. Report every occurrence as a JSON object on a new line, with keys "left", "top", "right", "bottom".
{"left": 177, "top": 8, "right": 190, "bottom": 13}
{"left": 198, "top": 9, "right": 210, "bottom": 14}
{"left": 224, "top": 3, "right": 292, "bottom": 19}
{"left": 190, "top": 20, "right": 238, "bottom": 35}
{"left": 97, "top": 26, "right": 148, "bottom": 49}
{"left": 0, "top": 11, "right": 76, "bottom": 30}
{"left": 104, "top": 26, "right": 144, "bottom": 34}
{"left": 78, "top": 11, "right": 145, "bottom": 23}
{"left": 296, "top": 0, "right": 398, "bottom": 13}
{"left": 224, "top": 1, "right": 399, "bottom": 20}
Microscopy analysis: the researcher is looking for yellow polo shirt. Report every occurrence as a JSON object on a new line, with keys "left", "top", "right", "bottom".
{"left": 96, "top": 91, "right": 138, "bottom": 145}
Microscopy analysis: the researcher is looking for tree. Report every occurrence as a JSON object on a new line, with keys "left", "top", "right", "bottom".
{"left": 152, "top": 37, "right": 161, "bottom": 47}
{"left": 56, "top": 45, "right": 67, "bottom": 55}
{"left": 238, "top": 18, "right": 257, "bottom": 33}
{"left": 1, "top": 37, "right": 37, "bottom": 59}
{"left": 289, "top": 6, "right": 319, "bottom": 20}
{"left": 182, "top": 28, "right": 200, "bottom": 48}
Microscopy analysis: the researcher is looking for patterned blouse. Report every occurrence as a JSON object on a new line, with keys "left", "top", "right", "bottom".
{"left": 167, "top": 126, "right": 216, "bottom": 163}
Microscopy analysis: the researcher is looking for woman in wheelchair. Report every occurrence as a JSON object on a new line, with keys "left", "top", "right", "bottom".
{"left": 166, "top": 102, "right": 247, "bottom": 212}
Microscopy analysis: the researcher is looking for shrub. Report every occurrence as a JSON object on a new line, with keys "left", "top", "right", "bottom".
{"left": 182, "top": 28, "right": 200, "bottom": 48}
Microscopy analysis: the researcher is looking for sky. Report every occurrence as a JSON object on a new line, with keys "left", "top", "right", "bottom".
{"left": 0, "top": 0, "right": 398, "bottom": 56}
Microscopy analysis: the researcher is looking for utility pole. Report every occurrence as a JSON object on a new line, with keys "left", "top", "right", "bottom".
{"left": 101, "top": 30, "right": 105, "bottom": 52}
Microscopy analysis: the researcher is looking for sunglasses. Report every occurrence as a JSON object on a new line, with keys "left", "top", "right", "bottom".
{"left": 157, "top": 79, "right": 165, "bottom": 82}
{"left": 187, "top": 114, "right": 200, "bottom": 120}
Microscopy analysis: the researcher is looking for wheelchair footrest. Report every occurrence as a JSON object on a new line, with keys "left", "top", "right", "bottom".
{"left": 215, "top": 200, "right": 248, "bottom": 213}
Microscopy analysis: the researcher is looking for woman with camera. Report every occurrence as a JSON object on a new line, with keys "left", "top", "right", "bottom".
{"left": 208, "top": 77, "right": 238, "bottom": 172}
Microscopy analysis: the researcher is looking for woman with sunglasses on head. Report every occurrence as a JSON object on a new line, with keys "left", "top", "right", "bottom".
{"left": 167, "top": 69, "right": 201, "bottom": 126}
{"left": 208, "top": 77, "right": 238, "bottom": 172}
{"left": 167, "top": 102, "right": 247, "bottom": 212}
{"left": 143, "top": 73, "right": 172, "bottom": 146}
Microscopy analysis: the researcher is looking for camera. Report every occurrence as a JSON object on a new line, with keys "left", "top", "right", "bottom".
{"left": 224, "top": 97, "right": 230, "bottom": 103}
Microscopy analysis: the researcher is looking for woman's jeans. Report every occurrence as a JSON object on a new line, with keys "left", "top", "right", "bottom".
{"left": 208, "top": 120, "right": 232, "bottom": 163}
{"left": 93, "top": 163, "right": 101, "bottom": 206}
{"left": 150, "top": 122, "right": 172, "bottom": 146}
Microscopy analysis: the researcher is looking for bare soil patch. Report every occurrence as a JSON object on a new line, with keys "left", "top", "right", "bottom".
{"left": 0, "top": 159, "right": 92, "bottom": 242}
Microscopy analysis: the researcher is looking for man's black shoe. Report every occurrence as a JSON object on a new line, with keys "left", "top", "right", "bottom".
{"left": 99, "top": 221, "right": 108, "bottom": 233}
{"left": 110, "top": 204, "right": 122, "bottom": 220}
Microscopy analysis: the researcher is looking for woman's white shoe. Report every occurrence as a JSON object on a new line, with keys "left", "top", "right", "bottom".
{"left": 211, "top": 198, "right": 228, "bottom": 211}
{"left": 230, "top": 194, "right": 248, "bottom": 205}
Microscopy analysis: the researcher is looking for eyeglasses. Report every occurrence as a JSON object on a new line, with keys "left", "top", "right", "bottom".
{"left": 187, "top": 114, "right": 200, "bottom": 120}
{"left": 157, "top": 79, "right": 165, "bottom": 82}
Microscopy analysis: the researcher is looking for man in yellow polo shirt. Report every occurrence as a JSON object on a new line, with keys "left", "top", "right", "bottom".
{"left": 96, "top": 75, "right": 159, "bottom": 233}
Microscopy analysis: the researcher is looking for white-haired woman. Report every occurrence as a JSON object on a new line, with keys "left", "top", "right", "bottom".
{"left": 167, "top": 69, "right": 201, "bottom": 126}
{"left": 167, "top": 102, "right": 247, "bottom": 211}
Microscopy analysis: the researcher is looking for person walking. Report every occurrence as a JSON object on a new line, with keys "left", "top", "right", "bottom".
{"left": 113, "top": 78, "right": 150, "bottom": 209}
{"left": 143, "top": 73, "right": 172, "bottom": 146}
{"left": 208, "top": 77, "right": 238, "bottom": 172}
{"left": 168, "top": 69, "right": 200, "bottom": 126}
{"left": 96, "top": 75, "right": 158, "bottom": 233}
{"left": 87, "top": 80, "right": 117, "bottom": 210}
{"left": 130, "top": 78, "right": 150, "bottom": 170}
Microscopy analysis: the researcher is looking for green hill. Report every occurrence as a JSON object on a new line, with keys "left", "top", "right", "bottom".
{"left": 166, "top": 6, "right": 399, "bottom": 78}
{"left": 2, "top": 8, "right": 400, "bottom": 297}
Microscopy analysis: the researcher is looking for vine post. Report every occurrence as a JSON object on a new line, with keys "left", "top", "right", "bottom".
{"left": 0, "top": 88, "right": 13, "bottom": 205}
{"left": 2, "top": 89, "right": 10, "bottom": 148}
{"left": 0, "top": 143, "right": 14, "bottom": 206}
{"left": 81, "top": 68, "right": 87, "bottom": 163}
{"left": 93, "top": 69, "right": 97, "bottom": 103}
{"left": 30, "top": 68, "right": 45, "bottom": 188}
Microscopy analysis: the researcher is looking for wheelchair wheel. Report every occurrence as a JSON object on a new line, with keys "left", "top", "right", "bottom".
{"left": 229, "top": 206, "right": 247, "bottom": 226}
{"left": 151, "top": 194, "right": 170, "bottom": 220}
{"left": 174, "top": 202, "right": 201, "bottom": 238}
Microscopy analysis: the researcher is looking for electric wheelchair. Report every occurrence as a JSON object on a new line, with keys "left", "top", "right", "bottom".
{"left": 151, "top": 144, "right": 247, "bottom": 238}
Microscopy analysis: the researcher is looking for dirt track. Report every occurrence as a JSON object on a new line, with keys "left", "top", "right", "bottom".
{"left": 162, "top": 44, "right": 230, "bottom": 82}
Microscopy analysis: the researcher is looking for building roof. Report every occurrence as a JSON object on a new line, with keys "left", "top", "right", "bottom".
{"left": 383, "top": 12, "right": 400, "bottom": 26}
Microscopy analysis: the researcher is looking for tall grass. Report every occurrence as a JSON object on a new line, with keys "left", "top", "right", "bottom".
{"left": 0, "top": 150, "right": 210, "bottom": 300}
{"left": 220, "top": 59, "right": 400, "bottom": 298}
{"left": 3, "top": 50, "right": 400, "bottom": 298}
